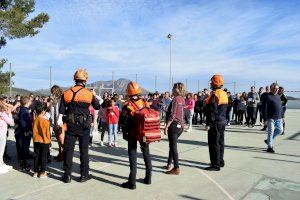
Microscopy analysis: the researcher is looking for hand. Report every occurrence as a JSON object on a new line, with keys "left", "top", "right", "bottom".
{"left": 164, "top": 127, "right": 168, "bottom": 135}
{"left": 205, "top": 126, "right": 210, "bottom": 131}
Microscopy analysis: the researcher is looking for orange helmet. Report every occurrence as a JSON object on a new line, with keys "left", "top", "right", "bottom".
{"left": 74, "top": 69, "right": 88, "bottom": 81}
{"left": 126, "top": 82, "right": 141, "bottom": 96}
{"left": 210, "top": 74, "right": 224, "bottom": 88}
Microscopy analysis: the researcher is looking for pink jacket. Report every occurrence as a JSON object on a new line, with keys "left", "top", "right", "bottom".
{"left": 0, "top": 112, "right": 14, "bottom": 135}
{"left": 185, "top": 98, "right": 195, "bottom": 111}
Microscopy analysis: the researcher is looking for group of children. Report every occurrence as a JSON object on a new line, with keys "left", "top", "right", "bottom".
{"left": 0, "top": 94, "right": 123, "bottom": 179}
{"left": 97, "top": 98, "right": 120, "bottom": 147}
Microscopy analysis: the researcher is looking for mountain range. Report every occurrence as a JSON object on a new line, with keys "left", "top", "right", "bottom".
{"left": 2, "top": 78, "right": 149, "bottom": 97}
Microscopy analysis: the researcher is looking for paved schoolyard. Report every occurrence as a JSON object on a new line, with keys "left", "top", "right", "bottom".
{"left": 0, "top": 110, "right": 299, "bottom": 200}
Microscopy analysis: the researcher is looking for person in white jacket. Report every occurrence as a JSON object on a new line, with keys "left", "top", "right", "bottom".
{"left": 0, "top": 100, "right": 14, "bottom": 174}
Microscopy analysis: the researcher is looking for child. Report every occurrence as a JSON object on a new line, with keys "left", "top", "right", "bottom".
{"left": 88, "top": 105, "right": 98, "bottom": 146}
{"left": 107, "top": 99, "right": 119, "bottom": 147}
{"left": 237, "top": 96, "right": 247, "bottom": 124}
{"left": 99, "top": 100, "right": 109, "bottom": 146}
{"left": 16, "top": 96, "right": 33, "bottom": 171}
{"left": 0, "top": 100, "right": 14, "bottom": 174}
{"left": 32, "top": 101, "right": 51, "bottom": 178}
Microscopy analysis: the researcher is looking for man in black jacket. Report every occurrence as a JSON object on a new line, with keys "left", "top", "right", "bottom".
{"left": 263, "top": 83, "right": 283, "bottom": 153}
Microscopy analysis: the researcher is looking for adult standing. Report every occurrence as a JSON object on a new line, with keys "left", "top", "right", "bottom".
{"left": 162, "top": 92, "right": 172, "bottom": 123}
{"left": 205, "top": 74, "right": 228, "bottom": 171}
{"left": 260, "top": 86, "right": 270, "bottom": 131}
{"left": 263, "top": 83, "right": 283, "bottom": 153}
{"left": 120, "top": 82, "right": 152, "bottom": 190}
{"left": 50, "top": 85, "right": 64, "bottom": 162}
{"left": 246, "top": 86, "right": 260, "bottom": 127}
{"left": 278, "top": 87, "right": 288, "bottom": 135}
{"left": 59, "top": 69, "right": 100, "bottom": 183}
{"left": 164, "top": 82, "right": 185, "bottom": 175}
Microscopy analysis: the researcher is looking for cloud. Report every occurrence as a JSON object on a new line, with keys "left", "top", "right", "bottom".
{"left": 1, "top": 0, "right": 300, "bottom": 93}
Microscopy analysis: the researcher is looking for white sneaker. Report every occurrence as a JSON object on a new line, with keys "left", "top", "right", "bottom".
{"left": 1, "top": 164, "right": 12, "bottom": 171}
{"left": 100, "top": 141, "right": 104, "bottom": 146}
{"left": 0, "top": 168, "right": 9, "bottom": 174}
{"left": 187, "top": 129, "right": 191, "bottom": 133}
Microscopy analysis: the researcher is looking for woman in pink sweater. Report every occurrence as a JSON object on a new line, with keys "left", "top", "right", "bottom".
{"left": 0, "top": 100, "right": 14, "bottom": 174}
{"left": 185, "top": 93, "right": 195, "bottom": 132}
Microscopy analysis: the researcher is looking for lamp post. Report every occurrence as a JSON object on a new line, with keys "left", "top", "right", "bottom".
{"left": 167, "top": 34, "right": 172, "bottom": 93}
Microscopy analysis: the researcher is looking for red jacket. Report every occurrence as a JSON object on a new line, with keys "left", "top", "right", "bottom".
{"left": 107, "top": 106, "right": 119, "bottom": 124}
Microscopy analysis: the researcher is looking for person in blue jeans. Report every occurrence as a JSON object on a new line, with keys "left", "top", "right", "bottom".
{"left": 262, "top": 83, "right": 283, "bottom": 153}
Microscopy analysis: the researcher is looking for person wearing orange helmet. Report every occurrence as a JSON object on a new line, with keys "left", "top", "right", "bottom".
{"left": 204, "top": 74, "right": 228, "bottom": 171}
{"left": 120, "top": 82, "right": 152, "bottom": 190}
{"left": 59, "top": 69, "right": 100, "bottom": 183}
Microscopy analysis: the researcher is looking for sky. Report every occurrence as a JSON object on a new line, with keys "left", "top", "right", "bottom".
{"left": 1, "top": 0, "right": 300, "bottom": 96}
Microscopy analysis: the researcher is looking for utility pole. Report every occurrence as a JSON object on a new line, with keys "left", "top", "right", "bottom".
{"left": 167, "top": 34, "right": 172, "bottom": 93}
{"left": 112, "top": 71, "right": 115, "bottom": 94}
{"left": 135, "top": 74, "right": 138, "bottom": 83}
{"left": 9, "top": 63, "right": 12, "bottom": 98}
{"left": 155, "top": 75, "right": 157, "bottom": 91}
{"left": 49, "top": 66, "right": 53, "bottom": 89}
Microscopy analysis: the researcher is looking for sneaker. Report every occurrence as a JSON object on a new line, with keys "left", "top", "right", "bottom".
{"left": 114, "top": 143, "right": 118, "bottom": 147}
{"left": 1, "top": 164, "right": 12, "bottom": 171}
{"left": 100, "top": 141, "right": 104, "bottom": 146}
{"left": 266, "top": 147, "right": 275, "bottom": 153}
{"left": 186, "top": 129, "right": 191, "bottom": 133}
{"left": 166, "top": 168, "right": 180, "bottom": 175}
{"left": 39, "top": 172, "right": 48, "bottom": 179}
{"left": 33, "top": 172, "right": 38, "bottom": 178}
{"left": 0, "top": 168, "right": 9, "bottom": 174}
{"left": 108, "top": 143, "right": 113, "bottom": 147}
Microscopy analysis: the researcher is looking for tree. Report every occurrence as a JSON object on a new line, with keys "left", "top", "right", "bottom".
{"left": 0, "top": 0, "right": 49, "bottom": 94}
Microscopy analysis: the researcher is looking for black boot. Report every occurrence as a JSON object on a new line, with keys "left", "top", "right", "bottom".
{"left": 121, "top": 181, "right": 136, "bottom": 190}
{"left": 80, "top": 174, "right": 91, "bottom": 183}
{"left": 204, "top": 166, "right": 220, "bottom": 171}
{"left": 144, "top": 176, "right": 151, "bottom": 185}
{"left": 62, "top": 174, "right": 71, "bottom": 183}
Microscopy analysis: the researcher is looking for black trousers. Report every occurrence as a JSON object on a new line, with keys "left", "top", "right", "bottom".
{"left": 246, "top": 107, "right": 257, "bottom": 125}
{"left": 17, "top": 132, "right": 31, "bottom": 165}
{"left": 208, "top": 122, "right": 225, "bottom": 167}
{"left": 167, "top": 122, "right": 184, "bottom": 168}
{"left": 63, "top": 124, "right": 90, "bottom": 176}
{"left": 34, "top": 142, "right": 50, "bottom": 173}
{"left": 128, "top": 138, "right": 152, "bottom": 185}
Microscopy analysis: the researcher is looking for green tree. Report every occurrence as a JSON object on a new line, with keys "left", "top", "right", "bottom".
{"left": 0, "top": 0, "right": 49, "bottom": 94}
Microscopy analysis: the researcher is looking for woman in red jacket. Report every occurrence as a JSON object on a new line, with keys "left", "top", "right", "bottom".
{"left": 107, "top": 99, "right": 120, "bottom": 147}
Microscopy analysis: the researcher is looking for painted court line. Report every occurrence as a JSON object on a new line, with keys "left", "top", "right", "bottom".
{"left": 152, "top": 145, "right": 235, "bottom": 200}
{"left": 195, "top": 168, "right": 235, "bottom": 200}
{"left": 10, "top": 153, "right": 113, "bottom": 200}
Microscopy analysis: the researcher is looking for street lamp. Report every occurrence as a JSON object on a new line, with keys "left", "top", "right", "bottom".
{"left": 167, "top": 34, "right": 172, "bottom": 93}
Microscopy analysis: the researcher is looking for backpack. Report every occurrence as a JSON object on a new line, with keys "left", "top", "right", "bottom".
{"left": 131, "top": 101, "right": 161, "bottom": 143}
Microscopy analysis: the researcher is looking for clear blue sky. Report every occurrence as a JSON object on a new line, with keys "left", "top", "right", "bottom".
{"left": 2, "top": 0, "right": 300, "bottom": 96}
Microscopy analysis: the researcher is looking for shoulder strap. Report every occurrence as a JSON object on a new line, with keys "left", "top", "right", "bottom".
{"left": 70, "top": 87, "right": 84, "bottom": 102}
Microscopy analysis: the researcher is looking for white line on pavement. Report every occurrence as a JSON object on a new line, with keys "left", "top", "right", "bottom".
{"left": 195, "top": 168, "right": 235, "bottom": 200}
{"left": 10, "top": 153, "right": 113, "bottom": 200}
